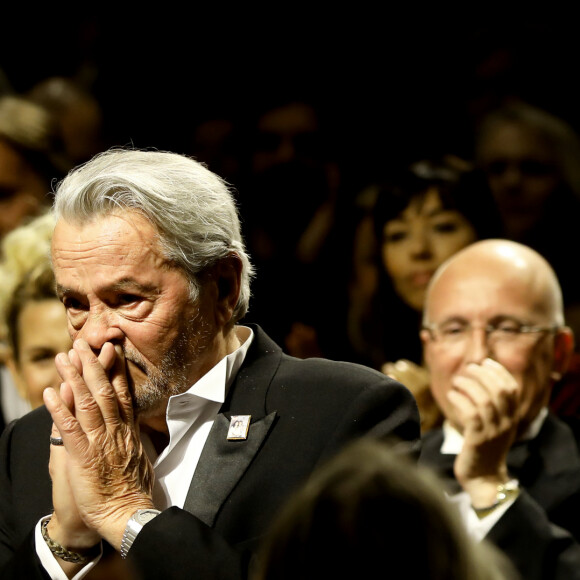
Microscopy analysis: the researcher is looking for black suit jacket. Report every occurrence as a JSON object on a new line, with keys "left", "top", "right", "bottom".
{"left": 0, "top": 325, "right": 420, "bottom": 579}
{"left": 420, "top": 414, "right": 580, "bottom": 579}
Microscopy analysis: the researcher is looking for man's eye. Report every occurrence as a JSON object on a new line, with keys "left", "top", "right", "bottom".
{"left": 441, "top": 325, "right": 466, "bottom": 336}
{"left": 118, "top": 294, "right": 142, "bottom": 305}
{"left": 495, "top": 323, "right": 521, "bottom": 334}
{"left": 63, "top": 298, "right": 84, "bottom": 311}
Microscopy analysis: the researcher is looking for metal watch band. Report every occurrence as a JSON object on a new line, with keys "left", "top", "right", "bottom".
{"left": 472, "top": 479, "right": 520, "bottom": 519}
{"left": 120, "top": 509, "right": 161, "bottom": 559}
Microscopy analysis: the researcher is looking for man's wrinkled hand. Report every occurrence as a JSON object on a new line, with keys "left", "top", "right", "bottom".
{"left": 43, "top": 340, "right": 155, "bottom": 551}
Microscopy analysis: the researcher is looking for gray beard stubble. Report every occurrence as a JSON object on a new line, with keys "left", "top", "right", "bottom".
{"left": 123, "top": 311, "right": 212, "bottom": 417}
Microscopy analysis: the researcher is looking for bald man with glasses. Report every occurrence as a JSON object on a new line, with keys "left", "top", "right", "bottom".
{"left": 418, "top": 239, "right": 580, "bottom": 579}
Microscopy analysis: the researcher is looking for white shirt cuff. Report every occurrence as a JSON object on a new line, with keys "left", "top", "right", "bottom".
{"left": 447, "top": 490, "right": 518, "bottom": 542}
{"left": 35, "top": 515, "right": 102, "bottom": 580}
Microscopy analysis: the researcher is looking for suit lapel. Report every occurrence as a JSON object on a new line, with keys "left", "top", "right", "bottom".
{"left": 182, "top": 325, "right": 281, "bottom": 526}
{"left": 183, "top": 411, "right": 277, "bottom": 526}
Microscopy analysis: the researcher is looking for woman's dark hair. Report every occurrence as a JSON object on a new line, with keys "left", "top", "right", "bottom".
{"left": 372, "top": 157, "right": 503, "bottom": 243}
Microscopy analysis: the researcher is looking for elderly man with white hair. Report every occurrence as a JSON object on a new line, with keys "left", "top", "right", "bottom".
{"left": 0, "top": 148, "right": 420, "bottom": 580}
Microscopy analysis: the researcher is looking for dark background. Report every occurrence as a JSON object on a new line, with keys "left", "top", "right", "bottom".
{"left": 3, "top": 8, "right": 580, "bottom": 361}
{"left": 3, "top": 9, "right": 580, "bottom": 193}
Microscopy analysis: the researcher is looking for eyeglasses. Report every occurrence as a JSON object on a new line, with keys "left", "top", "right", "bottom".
{"left": 422, "top": 319, "right": 560, "bottom": 347}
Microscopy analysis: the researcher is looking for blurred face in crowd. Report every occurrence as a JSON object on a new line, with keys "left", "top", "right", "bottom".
{"left": 8, "top": 298, "right": 72, "bottom": 409}
{"left": 381, "top": 188, "right": 477, "bottom": 311}
{"left": 0, "top": 139, "right": 49, "bottom": 240}
{"left": 251, "top": 102, "right": 321, "bottom": 175}
{"left": 421, "top": 242, "right": 573, "bottom": 436}
{"left": 477, "top": 121, "right": 560, "bottom": 239}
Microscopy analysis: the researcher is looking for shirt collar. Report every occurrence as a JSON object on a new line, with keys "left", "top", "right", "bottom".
{"left": 166, "top": 325, "right": 254, "bottom": 414}
{"left": 440, "top": 407, "right": 549, "bottom": 455}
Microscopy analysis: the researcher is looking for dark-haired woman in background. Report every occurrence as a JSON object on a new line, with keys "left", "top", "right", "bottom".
{"left": 348, "top": 157, "right": 503, "bottom": 431}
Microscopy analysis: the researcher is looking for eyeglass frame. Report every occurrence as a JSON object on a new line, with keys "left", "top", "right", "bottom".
{"left": 421, "top": 318, "right": 562, "bottom": 346}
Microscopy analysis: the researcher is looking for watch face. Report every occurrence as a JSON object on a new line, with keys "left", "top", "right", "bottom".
{"left": 135, "top": 509, "right": 160, "bottom": 525}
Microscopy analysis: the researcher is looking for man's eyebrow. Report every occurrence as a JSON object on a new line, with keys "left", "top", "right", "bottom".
{"left": 56, "top": 279, "right": 159, "bottom": 299}
{"left": 109, "top": 278, "right": 159, "bottom": 294}
{"left": 55, "top": 284, "right": 74, "bottom": 300}
{"left": 436, "top": 316, "right": 469, "bottom": 325}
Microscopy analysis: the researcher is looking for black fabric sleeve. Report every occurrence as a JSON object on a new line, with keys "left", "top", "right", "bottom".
{"left": 488, "top": 490, "right": 580, "bottom": 580}
{"left": 127, "top": 508, "right": 250, "bottom": 580}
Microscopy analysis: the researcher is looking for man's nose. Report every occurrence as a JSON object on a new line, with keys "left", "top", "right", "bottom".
{"left": 463, "top": 327, "right": 491, "bottom": 365}
{"left": 75, "top": 308, "right": 125, "bottom": 352}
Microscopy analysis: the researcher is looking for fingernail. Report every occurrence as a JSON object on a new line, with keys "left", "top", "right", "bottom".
{"left": 43, "top": 387, "right": 56, "bottom": 403}
{"left": 395, "top": 360, "right": 409, "bottom": 371}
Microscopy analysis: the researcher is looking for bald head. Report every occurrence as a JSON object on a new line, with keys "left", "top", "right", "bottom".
{"left": 421, "top": 239, "right": 573, "bottom": 435}
{"left": 424, "top": 239, "right": 564, "bottom": 328}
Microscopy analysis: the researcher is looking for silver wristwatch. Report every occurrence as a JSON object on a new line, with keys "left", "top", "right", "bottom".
{"left": 120, "top": 509, "right": 161, "bottom": 559}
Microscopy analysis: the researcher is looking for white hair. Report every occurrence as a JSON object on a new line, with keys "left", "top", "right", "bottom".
{"left": 52, "top": 148, "right": 254, "bottom": 321}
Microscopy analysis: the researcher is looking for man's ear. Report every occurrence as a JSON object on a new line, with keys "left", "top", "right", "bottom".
{"left": 211, "top": 254, "right": 243, "bottom": 327}
{"left": 420, "top": 328, "right": 432, "bottom": 369}
{"left": 551, "top": 326, "right": 575, "bottom": 382}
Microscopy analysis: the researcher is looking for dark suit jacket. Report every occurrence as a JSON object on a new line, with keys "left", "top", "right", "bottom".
{"left": 0, "top": 325, "right": 420, "bottom": 579}
{"left": 420, "top": 413, "right": 580, "bottom": 579}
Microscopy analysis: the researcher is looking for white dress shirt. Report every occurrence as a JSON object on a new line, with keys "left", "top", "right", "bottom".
{"left": 36, "top": 326, "right": 254, "bottom": 580}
